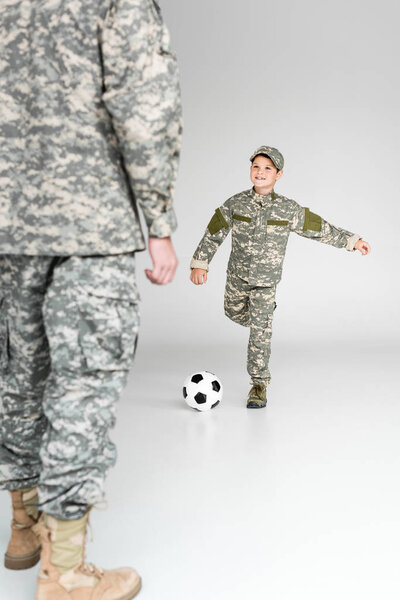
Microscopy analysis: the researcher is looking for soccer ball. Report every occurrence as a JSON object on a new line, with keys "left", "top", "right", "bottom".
{"left": 183, "top": 371, "right": 223, "bottom": 412}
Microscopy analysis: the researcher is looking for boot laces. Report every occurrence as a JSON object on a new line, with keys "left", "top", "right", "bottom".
{"left": 82, "top": 562, "right": 104, "bottom": 578}
{"left": 80, "top": 511, "right": 104, "bottom": 578}
{"left": 250, "top": 384, "right": 265, "bottom": 399}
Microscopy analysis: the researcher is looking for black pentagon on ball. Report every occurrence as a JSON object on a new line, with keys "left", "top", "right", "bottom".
{"left": 211, "top": 380, "right": 221, "bottom": 392}
{"left": 183, "top": 387, "right": 187, "bottom": 398}
{"left": 191, "top": 373, "right": 203, "bottom": 384}
{"left": 194, "top": 392, "right": 207, "bottom": 404}
{"left": 211, "top": 400, "right": 220, "bottom": 409}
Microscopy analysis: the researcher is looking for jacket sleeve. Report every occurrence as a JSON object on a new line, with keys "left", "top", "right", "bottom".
{"left": 290, "top": 202, "right": 361, "bottom": 251}
{"left": 190, "top": 200, "right": 233, "bottom": 271}
{"left": 100, "top": 0, "right": 183, "bottom": 238}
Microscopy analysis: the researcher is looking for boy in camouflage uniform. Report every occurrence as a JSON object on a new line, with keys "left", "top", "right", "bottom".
{"left": 0, "top": 1, "right": 182, "bottom": 599}
{"left": 190, "top": 146, "right": 371, "bottom": 408}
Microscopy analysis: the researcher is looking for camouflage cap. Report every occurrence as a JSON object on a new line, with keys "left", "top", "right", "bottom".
{"left": 249, "top": 146, "right": 284, "bottom": 171}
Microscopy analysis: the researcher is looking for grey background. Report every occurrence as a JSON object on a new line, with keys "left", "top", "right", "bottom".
{"left": 135, "top": 0, "right": 399, "bottom": 352}
{"left": 1, "top": 2, "right": 400, "bottom": 599}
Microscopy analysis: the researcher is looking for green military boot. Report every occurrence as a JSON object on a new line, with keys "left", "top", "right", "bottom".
{"left": 4, "top": 487, "right": 41, "bottom": 570}
{"left": 247, "top": 384, "right": 267, "bottom": 408}
{"left": 35, "top": 512, "right": 141, "bottom": 600}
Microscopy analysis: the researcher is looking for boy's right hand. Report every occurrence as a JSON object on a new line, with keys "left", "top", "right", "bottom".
{"left": 190, "top": 268, "right": 208, "bottom": 285}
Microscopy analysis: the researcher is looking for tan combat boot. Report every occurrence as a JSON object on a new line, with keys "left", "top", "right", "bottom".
{"left": 4, "top": 487, "right": 41, "bottom": 570}
{"left": 35, "top": 513, "right": 142, "bottom": 600}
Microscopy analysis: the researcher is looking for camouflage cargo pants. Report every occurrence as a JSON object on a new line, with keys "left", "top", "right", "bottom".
{"left": 224, "top": 271, "right": 276, "bottom": 386}
{"left": 0, "top": 254, "right": 139, "bottom": 520}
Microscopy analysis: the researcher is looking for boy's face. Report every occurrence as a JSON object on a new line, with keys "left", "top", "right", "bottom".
{"left": 250, "top": 155, "right": 283, "bottom": 194}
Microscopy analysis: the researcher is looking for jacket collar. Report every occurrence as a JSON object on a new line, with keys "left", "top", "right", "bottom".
{"left": 248, "top": 187, "right": 276, "bottom": 206}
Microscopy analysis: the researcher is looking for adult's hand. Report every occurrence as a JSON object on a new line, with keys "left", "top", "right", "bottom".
{"left": 145, "top": 237, "right": 178, "bottom": 285}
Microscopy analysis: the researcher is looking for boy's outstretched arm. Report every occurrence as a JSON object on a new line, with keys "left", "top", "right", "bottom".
{"left": 189, "top": 201, "right": 233, "bottom": 283}
{"left": 291, "top": 203, "right": 371, "bottom": 253}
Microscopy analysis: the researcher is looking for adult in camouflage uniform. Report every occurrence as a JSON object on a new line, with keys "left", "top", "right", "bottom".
{"left": 0, "top": 1, "right": 182, "bottom": 598}
{"left": 190, "top": 146, "right": 370, "bottom": 408}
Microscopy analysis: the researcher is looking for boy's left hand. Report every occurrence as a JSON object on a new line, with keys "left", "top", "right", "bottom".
{"left": 354, "top": 239, "right": 371, "bottom": 255}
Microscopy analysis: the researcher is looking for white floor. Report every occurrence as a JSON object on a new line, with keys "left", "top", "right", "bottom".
{"left": 1, "top": 340, "right": 399, "bottom": 600}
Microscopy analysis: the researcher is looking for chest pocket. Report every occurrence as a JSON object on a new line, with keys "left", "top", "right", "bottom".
{"left": 233, "top": 214, "right": 252, "bottom": 223}
{"left": 267, "top": 220, "right": 288, "bottom": 226}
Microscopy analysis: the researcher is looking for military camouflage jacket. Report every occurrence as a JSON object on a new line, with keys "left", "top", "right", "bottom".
{"left": 190, "top": 188, "right": 361, "bottom": 286}
{"left": 0, "top": 0, "right": 182, "bottom": 255}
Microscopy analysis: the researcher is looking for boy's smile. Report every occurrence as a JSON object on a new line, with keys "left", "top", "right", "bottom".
{"left": 250, "top": 155, "right": 283, "bottom": 195}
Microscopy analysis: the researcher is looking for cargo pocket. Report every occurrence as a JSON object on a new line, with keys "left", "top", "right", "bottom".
{"left": 77, "top": 286, "right": 140, "bottom": 373}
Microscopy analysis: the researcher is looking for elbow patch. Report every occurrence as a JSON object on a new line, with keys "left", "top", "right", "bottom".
{"left": 303, "top": 208, "right": 322, "bottom": 232}
{"left": 207, "top": 208, "right": 229, "bottom": 235}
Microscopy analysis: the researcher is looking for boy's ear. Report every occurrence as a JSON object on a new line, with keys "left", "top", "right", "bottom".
{"left": 276, "top": 169, "right": 283, "bottom": 180}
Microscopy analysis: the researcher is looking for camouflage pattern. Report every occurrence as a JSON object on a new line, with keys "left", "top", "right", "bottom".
{"left": 190, "top": 188, "right": 361, "bottom": 286}
{"left": 0, "top": 0, "right": 182, "bottom": 255}
{"left": 0, "top": 253, "right": 139, "bottom": 520}
{"left": 191, "top": 187, "right": 361, "bottom": 386}
{"left": 224, "top": 271, "right": 276, "bottom": 386}
{"left": 249, "top": 146, "right": 284, "bottom": 170}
